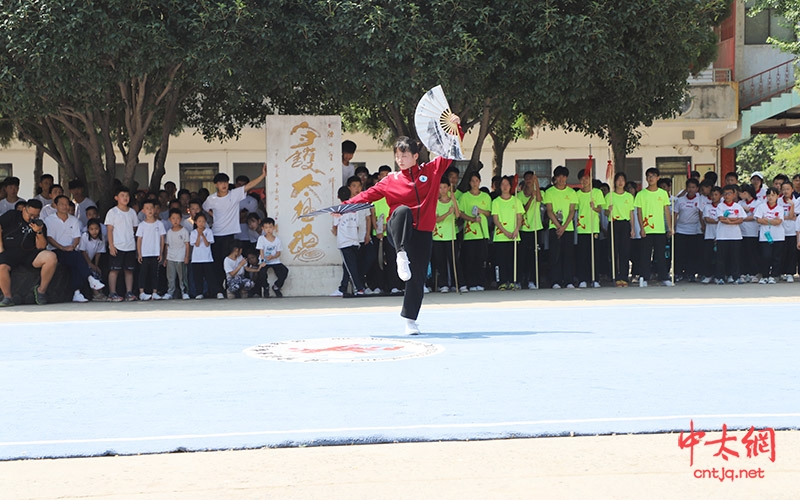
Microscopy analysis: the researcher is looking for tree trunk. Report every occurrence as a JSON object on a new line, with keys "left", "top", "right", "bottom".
{"left": 608, "top": 125, "right": 629, "bottom": 186}
{"left": 491, "top": 133, "right": 513, "bottom": 179}
{"left": 33, "top": 145, "right": 43, "bottom": 199}
{"left": 456, "top": 99, "right": 493, "bottom": 192}
{"left": 149, "top": 93, "right": 180, "bottom": 193}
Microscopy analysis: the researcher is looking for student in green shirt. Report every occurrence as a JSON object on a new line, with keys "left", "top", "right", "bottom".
{"left": 634, "top": 167, "right": 673, "bottom": 287}
{"left": 544, "top": 166, "right": 578, "bottom": 288}
{"left": 604, "top": 172, "right": 636, "bottom": 286}
{"left": 491, "top": 176, "right": 524, "bottom": 290}
{"left": 575, "top": 169, "right": 606, "bottom": 288}
{"left": 458, "top": 172, "right": 491, "bottom": 291}
{"left": 517, "top": 171, "right": 543, "bottom": 289}
{"left": 432, "top": 178, "right": 461, "bottom": 293}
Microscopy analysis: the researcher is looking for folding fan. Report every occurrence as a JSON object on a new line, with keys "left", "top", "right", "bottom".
{"left": 304, "top": 202, "right": 373, "bottom": 218}
{"left": 414, "top": 85, "right": 464, "bottom": 160}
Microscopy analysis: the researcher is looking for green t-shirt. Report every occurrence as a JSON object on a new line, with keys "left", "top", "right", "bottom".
{"left": 491, "top": 196, "right": 524, "bottom": 242}
{"left": 458, "top": 190, "right": 492, "bottom": 241}
{"left": 372, "top": 197, "right": 390, "bottom": 236}
{"left": 517, "top": 191, "right": 544, "bottom": 232}
{"left": 575, "top": 188, "right": 606, "bottom": 234}
{"left": 433, "top": 199, "right": 457, "bottom": 241}
{"left": 605, "top": 191, "right": 635, "bottom": 221}
{"left": 634, "top": 188, "right": 670, "bottom": 234}
{"left": 543, "top": 186, "right": 578, "bottom": 231}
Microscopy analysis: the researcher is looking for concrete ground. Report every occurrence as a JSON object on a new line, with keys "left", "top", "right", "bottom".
{"left": 2, "top": 283, "right": 799, "bottom": 499}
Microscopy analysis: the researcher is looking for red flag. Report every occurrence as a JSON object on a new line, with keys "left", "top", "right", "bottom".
{"left": 606, "top": 159, "right": 614, "bottom": 184}
{"left": 511, "top": 173, "right": 519, "bottom": 192}
{"left": 687, "top": 161, "right": 692, "bottom": 179}
{"left": 583, "top": 155, "right": 594, "bottom": 179}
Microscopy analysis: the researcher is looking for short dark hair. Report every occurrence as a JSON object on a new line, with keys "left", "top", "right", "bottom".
{"left": 177, "top": 189, "right": 190, "bottom": 198}
{"left": 337, "top": 185, "right": 351, "bottom": 202}
{"left": 613, "top": 172, "right": 627, "bottom": 183}
{"left": 115, "top": 186, "right": 131, "bottom": 196}
{"left": 53, "top": 194, "right": 69, "bottom": 205}
{"left": 722, "top": 184, "right": 737, "bottom": 194}
{"left": 553, "top": 166, "right": 569, "bottom": 178}
{"left": 740, "top": 183, "right": 756, "bottom": 199}
{"left": 710, "top": 186, "right": 723, "bottom": 195}
{"left": 246, "top": 212, "right": 261, "bottom": 224}
{"left": 230, "top": 241, "right": 243, "bottom": 251}
{"left": 213, "top": 173, "right": 230, "bottom": 184}
{"left": 189, "top": 198, "right": 203, "bottom": 207}
{"left": 3, "top": 176, "right": 20, "bottom": 187}
{"left": 645, "top": 167, "right": 660, "bottom": 177}
{"left": 378, "top": 165, "right": 392, "bottom": 173}
{"left": 26, "top": 199, "right": 43, "bottom": 210}
{"left": 342, "top": 140, "right": 357, "bottom": 154}
{"left": 50, "top": 183, "right": 63, "bottom": 192}
{"left": 85, "top": 205, "right": 98, "bottom": 213}
{"left": 354, "top": 166, "right": 369, "bottom": 176}
{"left": 766, "top": 187, "right": 780, "bottom": 196}
{"left": 194, "top": 212, "right": 207, "bottom": 222}
{"left": 168, "top": 208, "right": 183, "bottom": 217}
{"left": 578, "top": 169, "right": 592, "bottom": 180}
{"left": 39, "top": 174, "right": 54, "bottom": 182}
{"left": 469, "top": 172, "right": 481, "bottom": 182}
{"left": 142, "top": 199, "right": 156, "bottom": 209}
{"left": 263, "top": 217, "right": 276, "bottom": 225}
{"left": 68, "top": 179, "right": 85, "bottom": 190}
{"left": 235, "top": 175, "right": 250, "bottom": 184}
{"left": 346, "top": 175, "right": 361, "bottom": 187}
{"left": 686, "top": 178, "right": 699, "bottom": 188}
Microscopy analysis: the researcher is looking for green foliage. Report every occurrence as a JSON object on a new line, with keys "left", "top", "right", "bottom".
{"left": 736, "top": 134, "right": 800, "bottom": 180}
{"left": 751, "top": 0, "right": 800, "bottom": 55}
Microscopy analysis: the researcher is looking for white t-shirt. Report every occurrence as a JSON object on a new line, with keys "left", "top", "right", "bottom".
{"left": 165, "top": 226, "right": 190, "bottom": 262}
{"left": 224, "top": 255, "right": 245, "bottom": 280}
{"left": 256, "top": 235, "right": 283, "bottom": 265}
{"left": 202, "top": 186, "right": 246, "bottom": 236}
{"left": 780, "top": 197, "right": 799, "bottom": 236}
{"left": 702, "top": 203, "right": 719, "bottom": 240}
{"left": 739, "top": 199, "right": 761, "bottom": 238}
{"left": 334, "top": 212, "right": 359, "bottom": 248}
{"left": 239, "top": 194, "right": 258, "bottom": 215}
{"left": 40, "top": 203, "right": 58, "bottom": 221}
{"left": 75, "top": 197, "right": 95, "bottom": 226}
{"left": 715, "top": 202, "right": 745, "bottom": 241}
{"left": 189, "top": 228, "right": 214, "bottom": 263}
{"left": 342, "top": 163, "right": 355, "bottom": 187}
{"left": 136, "top": 220, "right": 166, "bottom": 257}
{"left": 355, "top": 209, "right": 369, "bottom": 243}
{"left": 79, "top": 232, "right": 106, "bottom": 261}
{"left": 754, "top": 202, "right": 784, "bottom": 242}
{"left": 674, "top": 195, "right": 702, "bottom": 235}
{"left": 44, "top": 213, "right": 82, "bottom": 249}
{"left": 105, "top": 206, "right": 139, "bottom": 252}
{"left": 0, "top": 197, "right": 23, "bottom": 216}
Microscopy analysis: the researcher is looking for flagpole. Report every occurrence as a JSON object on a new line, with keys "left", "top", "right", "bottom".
{"left": 450, "top": 185, "right": 460, "bottom": 294}
{"left": 671, "top": 177, "right": 676, "bottom": 286}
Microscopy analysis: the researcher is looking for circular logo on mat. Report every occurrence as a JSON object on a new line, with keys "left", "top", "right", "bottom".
{"left": 244, "top": 337, "right": 444, "bottom": 363}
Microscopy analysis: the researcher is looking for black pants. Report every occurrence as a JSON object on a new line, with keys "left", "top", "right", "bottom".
{"left": 741, "top": 237, "right": 760, "bottom": 276}
{"left": 260, "top": 263, "right": 289, "bottom": 290}
{"left": 339, "top": 245, "right": 363, "bottom": 293}
{"left": 611, "top": 220, "right": 631, "bottom": 281}
{"left": 138, "top": 256, "right": 159, "bottom": 292}
{"left": 211, "top": 234, "right": 235, "bottom": 295}
{"left": 575, "top": 233, "right": 594, "bottom": 283}
{"left": 54, "top": 249, "right": 90, "bottom": 292}
{"left": 782, "top": 235, "right": 797, "bottom": 275}
{"left": 640, "top": 233, "right": 668, "bottom": 282}
{"left": 387, "top": 205, "right": 432, "bottom": 321}
{"left": 761, "top": 240, "right": 785, "bottom": 278}
{"left": 493, "top": 240, "right": 515, "bottom": 285}
{"left": 191, "top": 262, "right": 215, "bottom": 297}
{"left": 460, "top": 238, "right": 488, "bottom": 288}
{"left": 432, "top": 240, "right": 460, "bottom": 288}
{"left": 674, "top": 233, "right": 702, "bottom": 278}
{"left": 715, "top": 239, "right": 741, "bottom": 279}
{"left": 549, "top": 229, "right": 574, "bottom": 286}
{"left": 518, "top": 230, "right": 540, "bottom": 285}
{"left": 702, "top": 239, "right": 716, "bottom": 278}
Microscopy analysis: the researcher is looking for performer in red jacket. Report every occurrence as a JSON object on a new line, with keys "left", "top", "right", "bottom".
{"left": 346, "top": 115, "right": 462, "bottom": 334}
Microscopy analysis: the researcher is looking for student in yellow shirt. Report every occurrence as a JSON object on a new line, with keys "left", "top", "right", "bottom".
{"left": 605, "top": 172, "right": 636, "bottom": 286}
{"left": 517, "top": 171, "right": 543, "bottom": 289}
{"left": 432, "top": 178, "right": 461, "bottom": 293}
{"left": 575, "top": 170, "right": 606, "bottom": 288}
{"left": 543, "top": 166, "right": 578, "bottom": 288}
{"left": 491, "top": 176, "right": 524, "bottom": 290}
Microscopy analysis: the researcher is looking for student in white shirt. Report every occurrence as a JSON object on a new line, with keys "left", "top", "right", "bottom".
{"left": 164, "top": 209, "right": 191, "bottom": 300}
{"left": 223, "top": 241, "right": 255, "bottom": 298}
{"left": 136, "top": 200, "right": 166, "bottom": 301}
{"left": 189, "top": 212, "right": 215, "bottom": 299}
{"left": 754, "top": 187, "right": 785, "bottom": 283}
{"left": 105, "top": 186, "right": 140, "bottom": 301}
{"left": 331, "top": 186, "right": 364, "bottom": 296}
{"left": 79, "top": 219, "right": 106, "bottom": 291}
{"left": 673, "top": 178, "right": 703, "bottom": 282}
{"left": 0, "top": 177, "right": 24, "bottom": 216}
{"left": 714, "top": 185, "right": 746, "bottom": 284}
{"left": 256, "top": 217, "right": 289, "bottom": 298}
{"left": 779, "top": 182, "right": 799, "bottom": 281}
{"left": 738, "top": 184, "right": 762, "bottom": 282}
{"left": 68, "top": 179, "right": 95, "bottom": 227}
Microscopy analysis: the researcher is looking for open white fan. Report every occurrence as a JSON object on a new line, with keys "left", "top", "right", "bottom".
{"left": 414, "top": 85, "right": 464, "bottom": 160}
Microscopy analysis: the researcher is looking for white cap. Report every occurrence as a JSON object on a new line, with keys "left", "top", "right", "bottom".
{"left": 751, "top": 171, "right": 764, "bottom": 180}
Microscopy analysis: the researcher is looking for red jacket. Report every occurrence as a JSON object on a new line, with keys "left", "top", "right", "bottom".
{"left": 347, "top": 155, "right": 453, "bottom": 232}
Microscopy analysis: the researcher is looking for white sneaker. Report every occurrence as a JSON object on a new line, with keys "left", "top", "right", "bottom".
{"left": 161, "top": 293, "right": 172, "bottom": 300}
{"left": 566, "top": 283, "right": 575, "bottom": 289}
{"left": 423, "top": 286, "right": 430, "bottom": 293}
{"left": 552, "top": 283, "right": 561, "bottom": 289}
{"left": 216, "top": 292, "right": 225, "bottom": 299}
{"left": 439, "top": 286, "right": 449, "bottom": 293}
{"left": 759, "top": 278, "right": 768, "bottom": 284}
{"left": 578, "top": 281, "right": 587, "bottom": 288}
{"left": 390, "top": 287, "right": 402, "bottom": 295}
{"left": 750, "top": 275, "right": 760, "bottom": 283}
{"left": 329, "top": 289, "right": 344, "bottom": 297}
{"left": 396, "top": 250, "right": 412, "bottom": 281}
{"left": 781, "top": 274, "right": 788, "bottom": 282}
{"left": 527, "top": 281, "right": 537, "bottom": 290}
{"left": 372, "top": 288, "right": 382, "bottom": 294}
{"left": 592, "top": 281, "right": 601, "bottom": 288}
{"left": 195, "top": 294, "right": 204, "bottom": 299}
{"left": 404, "top": 318, "right": 420, "bottom": 335}
{"left": 182, "top": 293, "right": 190, "bottom": 300}
{"left": 662, "top": 280, "right": 674, "bottom": 287}
{"left": 469, "top": 286, "right": 479, "bottom": 292}
{"left": 139, "top": 292, "right": 152, "bottom": 301}
{"left": 768, "top": 277, "right": 777, "bottom": 284}
{"left": 87, "top": 276, "right": 105, "bottom": 290}
{"left": 475, "top": 285, "right": 485, "bottom": 291}
{"left": 640, "top": 279, "right": 648, "bottom": 288}
{"left": 788, "top": 275, "right": 795, "bottom": 283}
{"left": 364, "top": 288, "right": 374, "bottom": 295}
{"left": 152, "top": 293, "right": 163, "bottom": 300}
{"left": 701, "top": 276, "right": 712, "bottom": 284}
{"left": 72, "top": 290, "right": 88, "bottom": 303}
{"left": 727, "top": 276, "right": 735, "bottom": 284}
{"left": 459, "top": 286, "right": 468, "bottom": 293}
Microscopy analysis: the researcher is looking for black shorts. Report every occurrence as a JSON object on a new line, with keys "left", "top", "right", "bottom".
{"left": 108, "top": 250, "right": 137, "bottom": 271}
{"left": 0, "top": 248, "right": 40, "bottom": 269}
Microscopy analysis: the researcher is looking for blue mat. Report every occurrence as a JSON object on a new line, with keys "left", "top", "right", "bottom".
{"left": 1, "top": 302, "right": 799, "bottom": 460}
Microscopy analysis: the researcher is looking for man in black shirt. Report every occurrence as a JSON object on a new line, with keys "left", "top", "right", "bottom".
{"left": 0, "top": 199, "right": 57, "bottom": 306}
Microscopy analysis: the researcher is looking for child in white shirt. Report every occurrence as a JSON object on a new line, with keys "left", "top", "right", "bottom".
{"left": 255, "top": 217, "right": 289, "bottom": 298}
{"left": 223, "top": 241, "right": 255, "bottom": 298}
{"left": 136, "top": 200, "right": 166, "bottom": 300}
{"left": 189, "top": 212, "right": 216, "bottom": 299}
{"left": 164, "top": 209, "right": 190, "bottom": 300}
{"left": 755, "top": 187, "right": 785, "bottom": 283}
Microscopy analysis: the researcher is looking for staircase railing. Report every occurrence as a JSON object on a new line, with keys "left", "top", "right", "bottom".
{"left": 739, "top": 59, "right": 796, "bottom": 110}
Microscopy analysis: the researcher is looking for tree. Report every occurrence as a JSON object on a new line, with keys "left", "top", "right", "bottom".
{"left": 0, "top": 1, "right": 304, "bottom": 208}
{"left": 736, "top": 133, "right": 800, "bottom": 180}
{"left": 752, "top": 0, "right": 800, "bottom": 56}
{"left": 527, "top": 0, "right": 730, "bottom": 175}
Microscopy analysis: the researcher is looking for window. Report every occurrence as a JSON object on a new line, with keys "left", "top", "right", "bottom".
{"left": 114, "top": 163, "right": 149, "bottom": 191}
{"left": 179, "top": 163, "right": 219, "bottom": 194}
{"left": 0, "top": 164, "right": 11, "bottom": 184}
{"left": 745, "top": 2, "right": 796, "bottom": 45}
{"left": 515, "top": 159, "right": 553, "bottom": 189}
{"left": 565, "top": 158, "right": 594, "bottom": 186}
{"left": 620, "top": 158, "right": 643, "bottom": 185}
{"left": 232, "top": 163, "right": 265, "bottom": 188}
{"left": 655, "top": 156, "right": 693, "bottom": 187}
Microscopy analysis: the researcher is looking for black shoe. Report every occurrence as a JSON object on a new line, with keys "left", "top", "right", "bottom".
{"left": 272, "top": 285, "right": 283, "bottom": 298}
{"left": 0, "top": 296, "right": 14, "bottom": 307}
{"left": 33, "top": 286, "right": 47, "bottom": 305}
